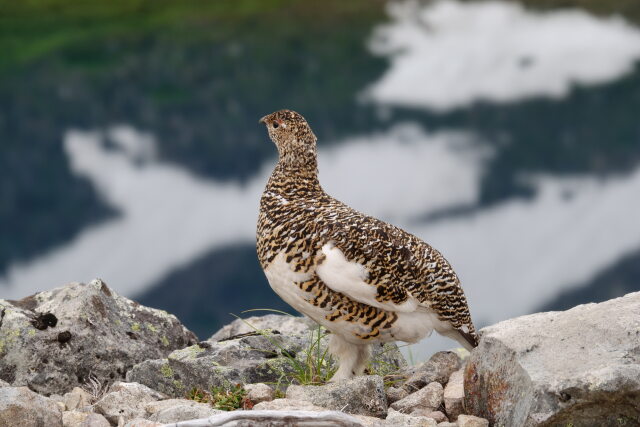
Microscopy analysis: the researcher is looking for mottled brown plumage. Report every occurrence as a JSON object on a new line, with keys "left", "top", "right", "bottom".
{"left": 257, "top": 109, "right": 477, "bottom": 380}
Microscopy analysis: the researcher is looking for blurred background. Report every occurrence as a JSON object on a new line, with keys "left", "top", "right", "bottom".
{"left": 1, "top": 0, "right": 640, "bottom": 361}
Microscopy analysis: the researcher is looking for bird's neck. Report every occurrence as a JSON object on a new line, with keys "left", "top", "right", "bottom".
{"left": 267, "top": 160, "right": 322, "bottom": 196}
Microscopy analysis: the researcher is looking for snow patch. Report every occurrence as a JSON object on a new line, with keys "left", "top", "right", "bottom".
{"left": 363, "top": 0, "right": 640, "bottom": 111}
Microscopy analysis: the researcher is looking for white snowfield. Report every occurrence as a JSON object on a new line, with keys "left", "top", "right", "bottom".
{"left": 363, "top": 0, "right": 640, "bottom": 111}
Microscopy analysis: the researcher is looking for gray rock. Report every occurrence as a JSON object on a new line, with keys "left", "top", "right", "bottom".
{"left": 464, "top": 291, "right": 640, "bottom": 427}
{"left": 144, "top": 398, "right": 223, "bottom": 423}
{"left": 93, "top": 381, "right": 165, "bottom": 424}
{"left": 0, "top": 280, "right": 196, "bottom": 395}
{"left": 457, "top": 414, "right": 489, "bottom": 427}
{"left": 245, "top": 383, "right": 275, "bottom": 404}
{"left": 63, "top": 387, "right": 94, "bottom": 411}
{"left": 62, "top": 411, "right": 86, "bottom": 427}
{"left": 385, "top": 408, "right": 438, "bottom": 426}
{"left": 0, "top": 379, "right": 10, "bottom": 387}
{"left": 354, "top": 414, "right": 387, "bottom": 426}
{"left": 286, "top": 375, "right": 387, "bottom": 418}
{"left": 385, "top": 386, "right": 408, "bottom": 404}
{"left": 253, "top": 398, "right": 327, "bottom": 411}
{"left": 0, "top": 386, "right": 63, "bottom": 427}
{"left": 443, "top": 368, "right": 464, "bottom": 420}
{"left": 391, "top": 381, "right": 443, "bottom": 413}
{"left": 437, "top": 423, "right": 458, "bottom": 427}
{"left": 62, "top": 411, "right": 110, "bottom": 427}
{"left": 209, "top": 314, "right": 314, "bottom": 340}
{"left": 49, "top": 393, "right": 65, "bottom": 405}
{"left": 411, "top": 409, "right": 448, "bottom": 423}
{"left": 81, "top": 413, "right": 112, "bottom": 427}
{"left": 403, "top": 351, "right": 461, "bottom": 392}
{"left": 127, "top": 333, "right": 308, "bottom": 396}
{"left": 129, "top": 317, "right": 407, "bottom": 397}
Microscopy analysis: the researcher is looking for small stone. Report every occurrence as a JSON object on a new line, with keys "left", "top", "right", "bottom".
{"left": 353, "top": 414, "right": 387, "bottom": 426}
{"left": 385, "top": 408, "right": 438, "bottom": 426}
{"left": 253, "top": 398, "right": 327, "bottom": 411}
{"left": 286, "top": 375, "right": 387, "bottom": 417}
{"left": 404, "top": 351, "right": 461, "bottom": 392}
{"left": 411, "top": 409, "right": 448, "bottom": 423}
{"left": 391, "top": 381, "right": 443, "bottom": 413}
{"left": 457, "top": 414, "right": 489, "bottom": 427}
{"left": 94, "top": 382, "right": 165, "bottom": 424}
{"left": 444, "top": 368, "right": 464, "bottom": 420}
{"left": 144, "top": 398, "right": 223, "bottom": 423}
{"left": 244, "top": 382, "right": 275, "bottom": 403}
{"left": 62, "top": 410, "right": 87, "bottom": 426}
{"left": 62, "top": 410, "right": 110, "bottom": 427}
{"left": 63, "top": 387, "right": 94, "bottom": 411}
{"left": 0, "top": 387, "right": 63, "bottom": 427}
{"left": 385, "top": 386, "right": 408, "bottom": 404}
{"left": 82, "top": 413, "right": 111, "bottom": 427}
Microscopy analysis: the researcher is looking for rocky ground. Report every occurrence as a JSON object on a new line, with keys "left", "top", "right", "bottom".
{"left": 1, "top": 280, "right": 638, "bottom": 426}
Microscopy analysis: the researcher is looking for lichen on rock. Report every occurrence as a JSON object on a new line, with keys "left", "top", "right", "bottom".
{"left": 0, "top": 280, "right": 197, "bottom": 395}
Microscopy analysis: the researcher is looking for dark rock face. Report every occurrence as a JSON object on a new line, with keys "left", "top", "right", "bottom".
{"left": 464, "top": 291, "right": 640, "bottom": 427}
{"left": 0, "top": 280, "right": 197, "bottom": 395}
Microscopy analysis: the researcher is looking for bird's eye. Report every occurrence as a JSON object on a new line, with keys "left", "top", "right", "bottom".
{"left": 272, "top": 122, "right": 279, "bottom": 129}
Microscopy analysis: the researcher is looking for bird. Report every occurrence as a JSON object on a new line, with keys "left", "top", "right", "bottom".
{"left": 256, "top": 109, "right": 477, "bottom": 381}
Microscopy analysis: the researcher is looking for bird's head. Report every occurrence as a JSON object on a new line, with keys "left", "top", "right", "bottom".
{"left": 259, "top": 109, "right": 318, "bottom": 173}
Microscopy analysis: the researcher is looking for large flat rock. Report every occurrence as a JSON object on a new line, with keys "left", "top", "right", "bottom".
{"left": 464, "top": 292, "right": 640, "bottom": 426}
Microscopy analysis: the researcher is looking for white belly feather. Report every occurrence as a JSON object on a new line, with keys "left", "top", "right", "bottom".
{"left": 264, "top": 249, "right": 454, "bottom": 344}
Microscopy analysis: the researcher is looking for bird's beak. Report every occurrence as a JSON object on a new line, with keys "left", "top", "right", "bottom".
{"left": 258, "top": 115, "right": 269, "bottom": 125}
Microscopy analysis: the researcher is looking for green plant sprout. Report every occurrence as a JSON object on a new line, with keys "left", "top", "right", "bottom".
{"left": 187, "top": 382, "right": 252, "bottom": 411}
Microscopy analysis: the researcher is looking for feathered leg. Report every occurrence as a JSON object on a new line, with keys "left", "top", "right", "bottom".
{"left": 328, "top": 334, "right": 371, "bottom": 382}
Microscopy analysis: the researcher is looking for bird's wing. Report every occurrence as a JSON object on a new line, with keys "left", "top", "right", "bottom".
{"left": 315, "top": 220, "right": 419, "bottom": 313}
{"left": 315, "top": 211, "right": 477, "bottom": 347}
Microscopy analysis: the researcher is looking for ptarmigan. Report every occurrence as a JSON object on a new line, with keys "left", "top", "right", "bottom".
{"left": 257, "top": 109, "right": 477, "bottom": 381}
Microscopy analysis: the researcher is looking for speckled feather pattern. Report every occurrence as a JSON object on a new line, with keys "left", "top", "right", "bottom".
{"left": 256, "top": 110, "right": 477, "bottom": 348}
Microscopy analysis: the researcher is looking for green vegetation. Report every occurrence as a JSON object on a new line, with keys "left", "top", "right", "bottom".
{"left": 160, "top": 363, "right": 173, "bottom": 379}
{"left": 187, "top": 382, "right": 252, "bottom": 411}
